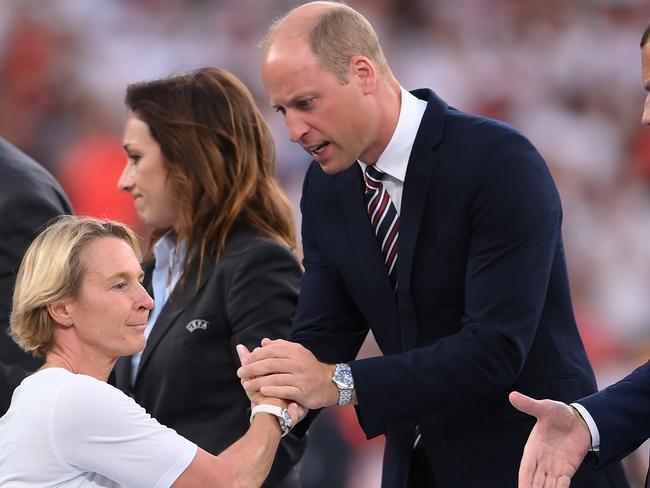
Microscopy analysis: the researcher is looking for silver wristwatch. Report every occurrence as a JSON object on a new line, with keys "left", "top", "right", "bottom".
{"left": 332, "top": 363, "right": 354, "bottom": 406}
{"left": 250, "top": 404, "right": 293, "bottom": 437}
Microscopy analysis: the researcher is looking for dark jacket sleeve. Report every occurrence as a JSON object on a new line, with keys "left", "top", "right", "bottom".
{"left": 579, "top": 361, "right": 650, "bottom": 467}
{"left": 225, "top": 239, "right": 307, "bottom": 487}
{"left": 0, "top": 150, "right": 73, "bottom": 414}
{"left": 226, "top": 241, "right": 302, "bottom": 352}
{"left": 291, "top": 163, "right": 369, "bottom": 361}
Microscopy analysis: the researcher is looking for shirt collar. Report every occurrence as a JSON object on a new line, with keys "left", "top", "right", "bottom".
{"left": 152, "top": 230, "right": 187, "bottom": 274}
{"left": 358, "top": 86, "right": 427, "bottom": 182}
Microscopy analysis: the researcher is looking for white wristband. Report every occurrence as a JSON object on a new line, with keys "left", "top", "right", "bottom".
{"left": 249, "top": 404, "right": 282, "bottom": 422}
{"left": 250, "top": 404, "right": 292, "bottom": 437}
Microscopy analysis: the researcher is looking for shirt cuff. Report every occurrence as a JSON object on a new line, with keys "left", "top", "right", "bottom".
{"left": 570, "top": 402, "right": 600, "bottom": 451}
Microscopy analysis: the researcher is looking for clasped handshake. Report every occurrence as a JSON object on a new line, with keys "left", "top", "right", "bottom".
{"left": 235, "top": 338, "right": 341, "bottom": 428}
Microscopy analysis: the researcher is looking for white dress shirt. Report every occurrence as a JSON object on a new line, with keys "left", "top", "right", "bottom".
{"left": 571, "top": 402, "right": 601, "bottom": 451}
{"left": 358, "top": 86, "right": 427, "bottom": 214}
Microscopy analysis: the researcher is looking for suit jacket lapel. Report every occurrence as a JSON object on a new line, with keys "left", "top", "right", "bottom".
{"left": 135, "top": 254, "right": 211, "bottom": 382}
{"left": 336, "top": 165, "right": 400, "bottom": 346}
{"left": 398, "top": 89, "right": 447, "bottom": 350}
{"left": 113, "top": 356, "right": 133, "bottom": 393}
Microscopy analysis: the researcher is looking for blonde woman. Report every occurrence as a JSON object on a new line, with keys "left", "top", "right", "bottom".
{"left": 0, "top": 216, "right": 303, "bottom": 487}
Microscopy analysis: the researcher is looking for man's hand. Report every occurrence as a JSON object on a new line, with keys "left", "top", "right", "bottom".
{"left": 236, "top": 344, "right": 307, "bottom": 427}
{"left": 237, "top": 339, "right": 339, "bottom": 409}
{"left": 509, "top": 391, "right": 592, "bottom": 488}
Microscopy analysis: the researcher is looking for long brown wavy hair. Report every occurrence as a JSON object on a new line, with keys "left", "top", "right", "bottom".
{"left": 125, "top": 68, "right": 297, "bottom": 283}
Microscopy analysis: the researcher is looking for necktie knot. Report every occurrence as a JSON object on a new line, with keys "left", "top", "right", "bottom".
{"left": 364, "top": 165, "right": 385, "bottom": 194}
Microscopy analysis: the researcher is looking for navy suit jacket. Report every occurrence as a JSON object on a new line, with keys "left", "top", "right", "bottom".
{"left": 580, "top": 361, "right": 650, "bottom": 486}
{"left": 292, "top": 89, "right": 629, "bottom": 487}
{"left": 0, "top": 137, "right": 72, "bottom": 416}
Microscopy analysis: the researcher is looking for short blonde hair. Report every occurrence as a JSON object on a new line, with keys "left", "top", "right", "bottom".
{"left": 9, "top": 216, "right": 141, "bottom": 357}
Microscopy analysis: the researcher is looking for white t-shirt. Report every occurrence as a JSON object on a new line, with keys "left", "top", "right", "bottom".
{"left": 0, "top": 368, "right": 197, "bottom": 487}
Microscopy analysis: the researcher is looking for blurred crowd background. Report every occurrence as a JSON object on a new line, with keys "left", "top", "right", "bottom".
{"left": 2, "top": 0, "right": 650, "bottom": 486}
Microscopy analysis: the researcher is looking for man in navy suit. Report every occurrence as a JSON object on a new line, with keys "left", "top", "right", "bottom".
{"left": 238, "top": 2, "right": 630, "bottom": 486}
{"left": 509, "top": 23, "right": 650, "bottom": 488}
{"left": 0, "top": 136, "right": 73, "bottom": 416}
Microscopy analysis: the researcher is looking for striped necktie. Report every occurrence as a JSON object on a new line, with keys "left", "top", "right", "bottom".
{"left": 364, "top": 165, "right": 399, "bottom": 290}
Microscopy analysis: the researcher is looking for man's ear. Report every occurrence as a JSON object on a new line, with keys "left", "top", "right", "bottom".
{"left": 349, "top": 56, "right": 377, "bottom": 94}
{"left": 47, "top": 300, "right": 74, "bottom": 328}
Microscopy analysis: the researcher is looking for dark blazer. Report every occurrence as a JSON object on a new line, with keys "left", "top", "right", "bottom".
{"left": 291, "top": 89, "right": 629, "bottom": 487}
{"left": 114, "top": 228, "right": 306, "bottom": 487}
{"left": 579, "top": 361, "right": 650, "bottom": 487}
{"left": 0, "top": 137, "right": 72, "bottom": 415}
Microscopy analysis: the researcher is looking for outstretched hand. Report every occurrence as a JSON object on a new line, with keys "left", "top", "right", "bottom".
{"left": 509, "top": 391, "right": 592, "bottom": 488}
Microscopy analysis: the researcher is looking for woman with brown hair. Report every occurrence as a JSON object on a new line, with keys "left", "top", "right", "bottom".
{"left": 114, "top": 67, "right": 305, "bottom": 487}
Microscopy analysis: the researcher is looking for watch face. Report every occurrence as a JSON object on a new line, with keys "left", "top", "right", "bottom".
{"left": 334, "top": 366, "right": 354, "bottom": 389}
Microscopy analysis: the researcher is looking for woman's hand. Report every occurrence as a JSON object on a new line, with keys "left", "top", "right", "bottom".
{"left": 236, "top": 344, "right": 307, "bottom": 427}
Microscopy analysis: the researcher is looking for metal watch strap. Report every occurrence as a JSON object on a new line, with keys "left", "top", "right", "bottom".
{"left": 333, "top": 363, "right": 354, "bottom": 406}
{"left": 338, "top": 388, "right": 353, "bottom": 406}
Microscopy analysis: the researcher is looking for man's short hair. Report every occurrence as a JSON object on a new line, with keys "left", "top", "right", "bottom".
{"left": 307, "top": 5, "right": 390, "bottom": 83}
{"left": 265, "top": 2, "right": 391, "bottom": 84}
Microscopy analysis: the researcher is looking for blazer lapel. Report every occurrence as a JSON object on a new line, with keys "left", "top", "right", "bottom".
{"left": 113, "top": 356, "right": 133, "bottom": 393}
{"left": 336, "top": 165, "right": 400, "bottom": 348}
{"left": 398, "top": 89, "right": 447, "bottom": 350}
{"left": 135, "top": 254, "right": 211, "bottom": 381}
